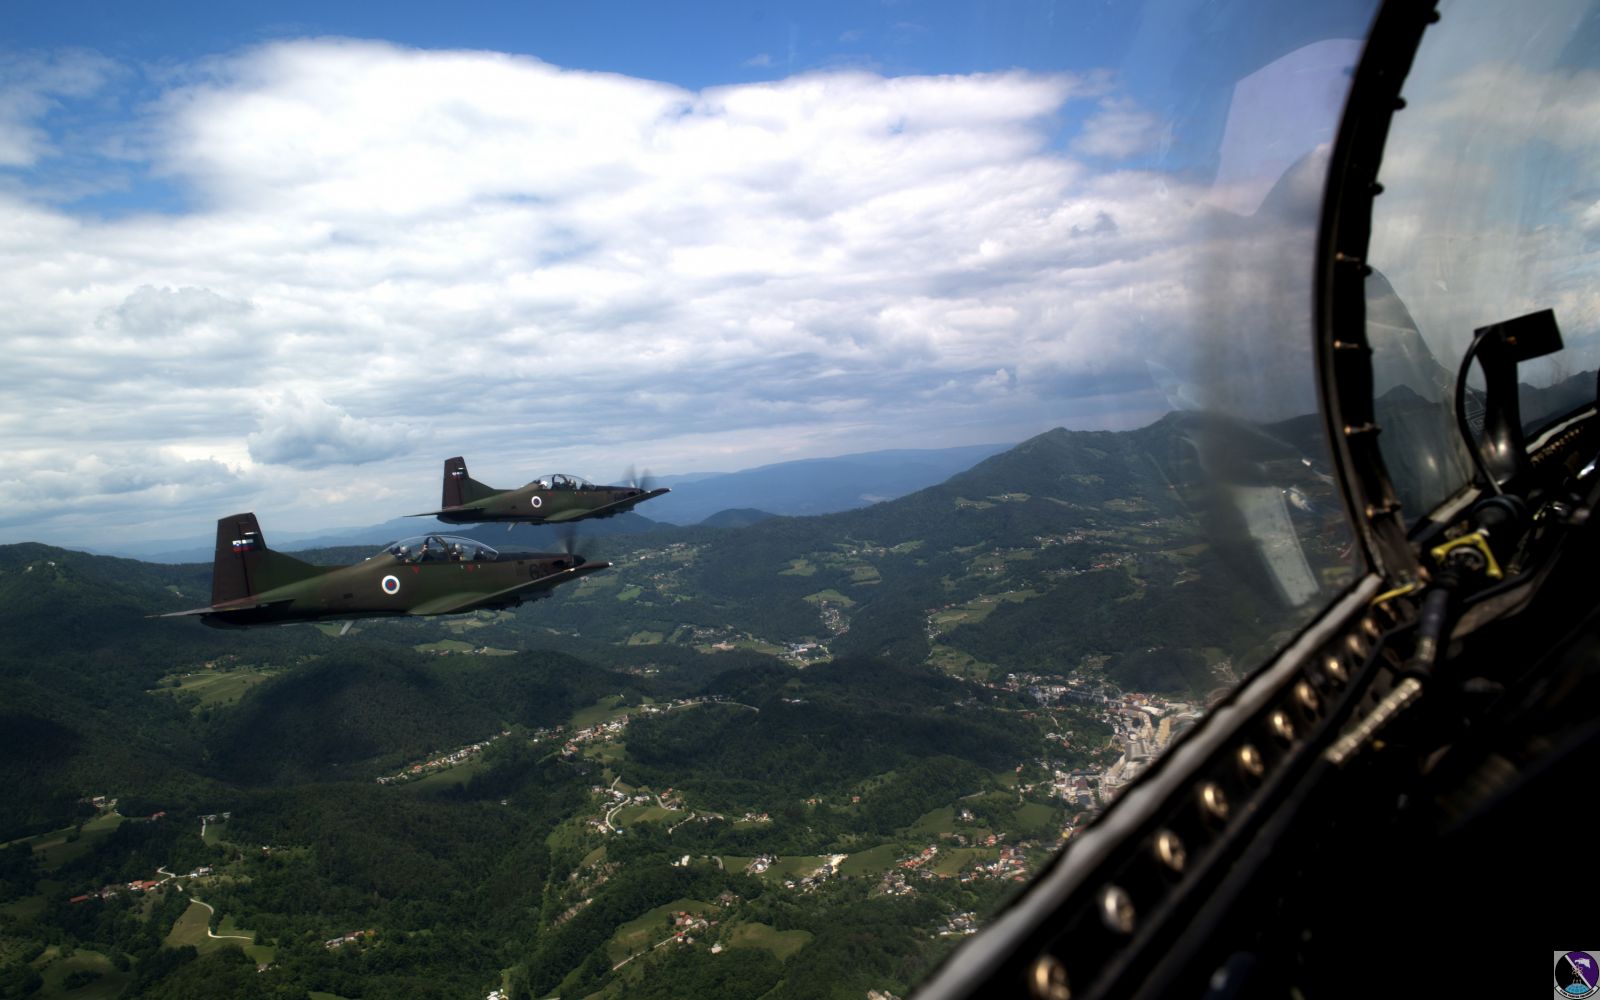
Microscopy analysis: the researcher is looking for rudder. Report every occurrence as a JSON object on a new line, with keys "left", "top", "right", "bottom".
{"left": 209, "top": 512, "right": 325, "bottom": 606}
{"left": 442, "top": 456, "right": 499, "bottom": 508}
{"left": 211, "top": 513, "right": 265, "bottom": 605}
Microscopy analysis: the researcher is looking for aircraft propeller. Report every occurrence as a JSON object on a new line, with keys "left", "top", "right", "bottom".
{"left": 556, "top": 523, "right": 588, "bottom": 567}
{"left": 623, "top": 464, "right": 657, "bottom": 492}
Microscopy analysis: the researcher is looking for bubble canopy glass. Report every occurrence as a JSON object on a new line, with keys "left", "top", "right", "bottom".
{"left": 383, "top": 535, "right": 500, "bottom": 563}
{"left": 525, "top": 474, "right": 594, "bottom": 490}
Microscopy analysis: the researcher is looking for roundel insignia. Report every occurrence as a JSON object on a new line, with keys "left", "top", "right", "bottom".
{"left": 531, "top": 495, "right": 543, "bottom": 508}
{"left": 381, "top": 574, "right": 401, "bottom": 596}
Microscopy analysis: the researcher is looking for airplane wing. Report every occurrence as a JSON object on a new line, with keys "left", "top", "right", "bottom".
{"left": 406, "top": 507, "right": 482, "bottom": 518}
{"left": 405, "top": 562, "right": 609, "bottom": 616}
{"left": 547, "top": 488, "right": 671, "bottom": 522}
{"left": 151, "top": 598, "right": 294, "bottom": 619}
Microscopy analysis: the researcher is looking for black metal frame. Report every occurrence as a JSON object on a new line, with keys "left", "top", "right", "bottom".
{"left": 1312, "top": 0, "right": 1439, "bottom": 586}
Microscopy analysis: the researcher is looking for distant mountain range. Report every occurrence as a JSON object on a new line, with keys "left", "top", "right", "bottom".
{"left": 90, "top": 441, "right": 1012, "bottom": 563}
{"left": 638, "top": 442, "right": 1011, "bottom": 524}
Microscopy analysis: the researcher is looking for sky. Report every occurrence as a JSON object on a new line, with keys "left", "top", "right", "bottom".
{"left": 0, "top": 0, "right": 1386, "bottom": 547}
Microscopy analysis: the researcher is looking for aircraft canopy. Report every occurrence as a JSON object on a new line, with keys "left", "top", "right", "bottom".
{"left": 385, "top": 534, "right": 500, "bottom": 563}
{"left": 527, "top": 473, "right": 594, "bottom": 490}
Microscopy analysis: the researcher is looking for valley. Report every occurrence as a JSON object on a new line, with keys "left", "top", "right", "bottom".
{"left": 0, "top": 416, "right": 1353, "bottom": 1000}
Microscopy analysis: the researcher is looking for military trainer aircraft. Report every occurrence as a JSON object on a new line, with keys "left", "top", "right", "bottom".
{"left": 160, "top": 512, "right": 607, "bottom": 629}
{"left": 410, "top": 456, "right": 670, "bottom": 525}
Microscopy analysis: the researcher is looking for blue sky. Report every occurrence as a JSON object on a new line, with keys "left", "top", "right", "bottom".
{"left": 0, "top": 0, "right": 1386, "bottom": 547}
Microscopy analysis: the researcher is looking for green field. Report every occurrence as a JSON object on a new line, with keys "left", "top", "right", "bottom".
{"left": 910, "top": 807, "right": 956, "bottom": 835}
{"left": 165, "top": 899, "right": 274, "bottom": 965}
{"left": 605, "top": 898, "right": 712, "bottom": 964}
{"left": 583, "top": 742, "right": 628, "bottom": 765}
{"left": 778, "top": 558, "right": 817, "bottom": 576}
{"left": 613, "top": 805, "right": 677, "bottom": 827}
{"left": 1014, "top": 801, "right": 1057, "bottom": 831}
{"left": 837, "top": 843, "right": 901, "bottom": 876}
{"left": 724, "top": 855, "right": 836, "bottom": 884}
{"left": 626, "top": 630, "right": 664, "bottom": 644}
{"left": 32, "top": 947, "right": 127, "bottom": 1000}
{"left": 401, "top": 756, "right": 490, "bottom": 792}
{"left": 570, "top": 695, "right": 632, "bottom": 729}
{"left": 617, "top": 585, "right": 642, "bottom": 601}
{"left": 21, "top": 812, "right": 124, "bottom": 871}
{"left": 201, "top": 819, "right": 227, "bottom": 846}
{"left": 723, "top": 922, "right": 813, "bottom": 960}
{"left": 157, "top": 669, "right": 278, "bottom": 709}
{"left": 696, "top": 636, "right": 786, "bottom": 657}
{"left": 802, "top": 588, "right": 856, "bottom": 606}
{"left": 931, "top": 847, "right": 990, "bottom": 877}
{"left": 925, "top": 643, "right": 999, "bottom": 680}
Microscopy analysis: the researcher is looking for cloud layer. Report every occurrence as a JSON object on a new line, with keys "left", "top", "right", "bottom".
{"left": 0, "top": 38, "right": 1345, "bottom": 546}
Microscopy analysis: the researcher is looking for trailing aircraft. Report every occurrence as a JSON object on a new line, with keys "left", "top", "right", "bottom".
{"left": 411, "top": 457, "right": 670, "bottom": 525}
{"left": 159, "top": 512, "right": 606, "bottom": 629}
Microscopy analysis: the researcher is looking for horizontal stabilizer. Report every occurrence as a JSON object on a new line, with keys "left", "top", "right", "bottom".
{"left": 152, "top": 598, "right": 294, "bottom": 620}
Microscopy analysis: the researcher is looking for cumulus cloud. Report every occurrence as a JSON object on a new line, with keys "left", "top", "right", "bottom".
{"left": 0, "top": 38, "right": 1347, "bottom": 546}
{"left": 247, "top": 391, "right": 420, "bottom": 470}
{"left": 0, "top": 447, "right": 247, "bottom": 537}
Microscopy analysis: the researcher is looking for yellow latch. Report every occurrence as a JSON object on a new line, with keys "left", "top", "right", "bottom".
{"left": 1429, "top": 531, "right": 1504, "bottom": 580}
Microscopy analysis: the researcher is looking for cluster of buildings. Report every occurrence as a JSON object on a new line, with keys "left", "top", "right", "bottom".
{"left": 375, "top": 731, "right": 509, "bottom": 785}
{"left": 959, "top": 845, "right": 1028, "bottom": 884}
{"left": 781, "top": 855, "right": 844, "bottom": 892}
{"left": 564, "top": 697, "right": 715, "bottom": 758}
{"left": 814, "top": 601, "right": 849, "bottom": 635}
{"left": 782, "top": 640, "right": 830, "bottom": 665}
{"left": 898, "top": 845, "right": 940, "bottom": 871}
{"left": 324, "top": 929, "right": 375, "bottom": 950}
{"left": 668, "top": 909, "right": 712, "bottom": 944}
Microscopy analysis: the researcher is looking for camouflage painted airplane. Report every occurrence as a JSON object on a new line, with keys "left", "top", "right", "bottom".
{"left": 410, "top": 456, "right": 670, "bottom": 525}
{"left": 160, "top": 512, "right": 607, "bottom": 629}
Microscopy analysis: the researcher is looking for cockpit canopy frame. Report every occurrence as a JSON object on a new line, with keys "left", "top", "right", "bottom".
{"left": 525, "top": 473, "right": 595, "bottom": 491}
{"left": 384, "top": 534, "right": 500, "bottom": 563}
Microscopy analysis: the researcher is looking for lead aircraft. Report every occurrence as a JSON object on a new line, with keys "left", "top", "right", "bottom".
{"left": 410, "top": 456, "right": 670, "bottom": 525}
{"left": 160, "top": 512, "right": 607, "bottom": 628}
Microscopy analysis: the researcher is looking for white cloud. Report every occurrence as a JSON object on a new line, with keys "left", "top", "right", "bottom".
{"left": 0, "top": 49, "right": 117, "bottom": 167}
{"left": 247, "top": 391, "right": 420, "bottom": 470}
{"left": 0, "top": 38, "right": 1344, "bottom": 546}
{"left": 744, "top": 53, "right": 775, "bottom": 68}
{"left": 1071, "top": 97, "right": 1165, "bottom": 159}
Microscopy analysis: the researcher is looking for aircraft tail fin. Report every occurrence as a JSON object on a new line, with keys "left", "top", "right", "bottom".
{"left": 210, "top": 512, "right": 325, "bottom": 605}
{"left": 442, "top": 456, "right": 499, "bottom": 508}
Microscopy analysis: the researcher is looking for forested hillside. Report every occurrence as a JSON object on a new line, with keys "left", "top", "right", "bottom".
{"left": 0, "top": 412, "right": 1350, "bottom": 999}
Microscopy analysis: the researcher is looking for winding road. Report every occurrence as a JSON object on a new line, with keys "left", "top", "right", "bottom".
{"left": 190, "top": 898, "right": 253, "bottom": 942}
